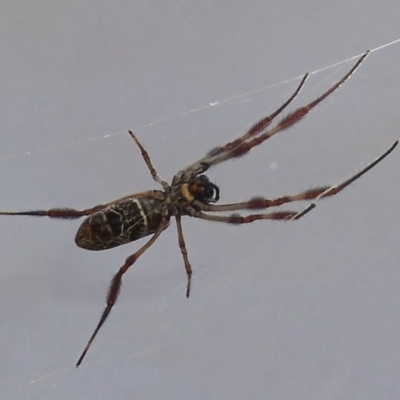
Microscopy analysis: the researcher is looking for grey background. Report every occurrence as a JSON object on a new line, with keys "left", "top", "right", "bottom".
{"left": 1, "top": 1, "right": 400, "bottom": 399}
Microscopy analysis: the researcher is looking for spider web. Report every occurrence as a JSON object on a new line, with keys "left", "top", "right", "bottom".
{"left": 1, "top": 38, "right": 400, "bottom": 400}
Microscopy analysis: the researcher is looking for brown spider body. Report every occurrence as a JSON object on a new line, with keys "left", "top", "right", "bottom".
{"left": 0, "top": 51, "right": 397, "bottom": 367}
{"left": 75, "top": 198, "right": 166, "bottom": 251}
{"left": 74, "top": 174, "right": 220, "bottom": 251}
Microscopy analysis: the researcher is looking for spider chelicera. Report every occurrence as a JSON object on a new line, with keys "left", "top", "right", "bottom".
{"left": 1, "top": 50, "right": 397, "bottom": 367}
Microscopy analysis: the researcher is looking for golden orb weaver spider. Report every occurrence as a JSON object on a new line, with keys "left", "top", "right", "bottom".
{"left": 0, "top": 50, "right": 397, "bottom": 367}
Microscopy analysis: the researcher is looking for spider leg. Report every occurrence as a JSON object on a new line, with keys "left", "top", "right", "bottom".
{"left": 128, "top": 130, "right": 169, "bottom": 190}
{"left": 194, "top": 193, "right": 324, "bottom": 212}
{"left": 175, "top": 215, "right": 192, "bottom": 298}
{"left": 0, "top": 190, "right": 165, "bottom": 219}
{"left": 76, "top": 217, "right": 169, "bottom": 367}
{"left": 174, "top": 51, "right": 369, "bottom": 183}
{"left": 196, "top": 140, "right": 398, "bottom": 212}
{"left": 0, "top": 207, "right": 103, "bottom": 219}
{"left": 192, "top": 209, "right": 314, "bottom": 224}
{"left": 206, "top": 74, "right": 309, "bottom": 159}
{"left": 173, "top": 71, "right": 308, "bottom": 184}
{"left": 193, "top": 140, "right": 399, "bottom": 219}
{"left": 302, "top": 140, "right": 398, "bottom": 202}
{"left": 213, "top": 51, "right": 370, "bottom": 163}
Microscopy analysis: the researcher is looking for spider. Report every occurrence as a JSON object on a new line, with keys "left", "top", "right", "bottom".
{"left": 1, "top": 50, "right": 397, "bottom": 367}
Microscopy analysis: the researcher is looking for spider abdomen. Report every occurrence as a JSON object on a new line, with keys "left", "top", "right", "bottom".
{"left": 75, "top": 198, "right": 164, "bottom": 251}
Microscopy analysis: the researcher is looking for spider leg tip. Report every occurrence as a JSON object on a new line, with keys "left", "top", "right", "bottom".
{"left": 387, "top": 140, "right": 399, "bottom": 152}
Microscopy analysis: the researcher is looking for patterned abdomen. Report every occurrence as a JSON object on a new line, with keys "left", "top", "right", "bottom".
{"left": 75, "top": 198, "right": 165, "bottom": 251}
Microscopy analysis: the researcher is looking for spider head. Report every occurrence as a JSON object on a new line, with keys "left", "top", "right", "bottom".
{"left": 182, "top": 175, "right": 220, "bottom": 203}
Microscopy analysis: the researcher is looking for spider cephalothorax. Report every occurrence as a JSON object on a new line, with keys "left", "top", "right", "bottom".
{"left": 0, "top": 50, "right": 397, "bottom": 367}
{"left": 179, "top": 175, "right": 220, "bottom": 205}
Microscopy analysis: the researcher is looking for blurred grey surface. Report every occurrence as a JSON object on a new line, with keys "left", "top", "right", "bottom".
{"left": 1, "top": 2, "right": 400, "bottom": 399}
